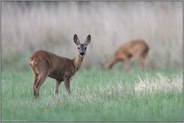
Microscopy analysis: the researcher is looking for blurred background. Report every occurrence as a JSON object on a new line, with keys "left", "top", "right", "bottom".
{"left": 2, "top": 1, "right": 182, "bottom": 70}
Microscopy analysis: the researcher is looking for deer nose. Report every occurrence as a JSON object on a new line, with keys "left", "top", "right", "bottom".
{"left": 80, "top": 52, "right": 85, "bottom": 56}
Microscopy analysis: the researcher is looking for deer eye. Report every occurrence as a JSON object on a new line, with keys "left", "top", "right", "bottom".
{"left": 78, "top": 47, "right": 80, "bottom": 50}
{"left": 84, "top": 47, "right": 86, "bottom": 50}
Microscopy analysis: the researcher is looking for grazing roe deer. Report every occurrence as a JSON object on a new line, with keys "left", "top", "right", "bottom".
{"left": 103, "top": 39, "right": 154, "bottom": 71}
{"left": 29, "top": 34, "right": 91, "bottom": 97}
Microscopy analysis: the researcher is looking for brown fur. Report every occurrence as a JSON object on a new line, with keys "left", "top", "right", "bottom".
{"left": 103, "top": 39, "right": 154, "bottom": 71}
{"left": 29, "top": 34, "right": 91, "bottom": 97}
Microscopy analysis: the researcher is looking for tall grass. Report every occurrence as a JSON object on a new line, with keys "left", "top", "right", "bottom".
{"left": 2, "top": 2, "right": 182, "bottom": 69}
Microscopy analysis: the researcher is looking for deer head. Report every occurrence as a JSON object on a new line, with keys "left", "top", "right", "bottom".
{"left": 74, "top": 34, "right": 91, "bottom": 57}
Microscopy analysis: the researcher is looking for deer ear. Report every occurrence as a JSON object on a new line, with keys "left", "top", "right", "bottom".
{"left": 74, "top": 34, "right": 80, "bottom": 45}
{"left": 85, "top": 35, "right": 91, "bottom": 45}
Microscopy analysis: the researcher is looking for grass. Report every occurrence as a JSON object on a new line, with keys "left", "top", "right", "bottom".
{"left": 2, "top": 2, "right": 182, "bottom": 68}
{"left": 1, "top": 67, "right": 183, "bottom": 121}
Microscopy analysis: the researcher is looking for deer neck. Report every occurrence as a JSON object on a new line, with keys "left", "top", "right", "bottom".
{"left": 73, "top": 53, "right": 84, "bottom": 71}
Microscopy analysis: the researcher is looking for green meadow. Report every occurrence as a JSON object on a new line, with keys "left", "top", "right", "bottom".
{"left": 2, "top": 67, "right": 182, "bottom": 121}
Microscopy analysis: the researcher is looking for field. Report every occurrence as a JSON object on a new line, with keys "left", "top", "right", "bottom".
{"left": 2, "top": 1, "right": 183, "bottom": 122}
{"left": 2, "top": 67, "right": 182, "bottom": 121}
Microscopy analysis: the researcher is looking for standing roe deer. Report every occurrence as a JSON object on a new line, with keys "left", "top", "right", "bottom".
{"left": 29, "top": 34, "right": 91, "bottom": 97}
{"left": 103, "top": 39, "right": 154, "bottom": 71}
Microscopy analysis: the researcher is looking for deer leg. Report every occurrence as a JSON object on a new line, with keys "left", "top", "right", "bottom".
{"left": 145, "top": 54, "right": 154, "bottom": 70}
{"left": 33, "top": 74, "right": 38, "bottom": 93}
{"left": 33, "top": 74, "right": 38, "bottom": 85}
{"left": 64, "top": 77, "right": 71, "bottom": 95}
{"left": 33, "top": 71, "right": 48, "bottom": 98}
{"left": 104, "top": 56, "right": 118, "bottom": 69}
{"left": 135, "top": 55, "right": 144, "bottom": 70}
{"left": 30, "top": 67, "right": 38, "bottom": 89}
{"left": 30, "top": 67, "right": 39, "bottom": 95}
{"left": 123, "top": 59, "right": 130, "bottom": 72}
{"left": 54, "top": 80, "right": 61, "bottom": 96}
{"left": 118, "top": 55, "right": 130, "bottom": 72}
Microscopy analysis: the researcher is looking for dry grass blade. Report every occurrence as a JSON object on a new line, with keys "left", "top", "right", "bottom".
{"left": 134, "top": 73, "right": 182, "bottom": 93}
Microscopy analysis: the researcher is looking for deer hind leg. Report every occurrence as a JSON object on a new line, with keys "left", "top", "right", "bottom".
{"left": 33, "top": 73, "right": 38, "bottom": 93}
{"left": 54, "top": 80, "right": 61, "bottom": 96}
{"left": 29, "top": 63, "right": 38, "bottom": 91}
{"left": 33, "top": 71, "right": 48, "bottom": 97}
{"left": 30, "top": 66, "right": 39, "bottom": 97}
{"left": 33, "top": 61, "right": 50, "bottom": 97}
{"left": 103, "top": 56, "right": 118, "bottom": 69}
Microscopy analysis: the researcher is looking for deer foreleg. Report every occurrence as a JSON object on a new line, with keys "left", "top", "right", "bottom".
{"left": 104, "top": 56, "right": 118, "bottom": 69}
{"left": 54, "top": 80, "right": 61, "bottom": 96}
{"left": 145, "top": 54, "right": 154, "bottom": 70}
{"left": 123, "top": 59, "right": 130, "bottom": 72}
{"left": 64, "top": 78, "right": 71, "bottom": 95}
